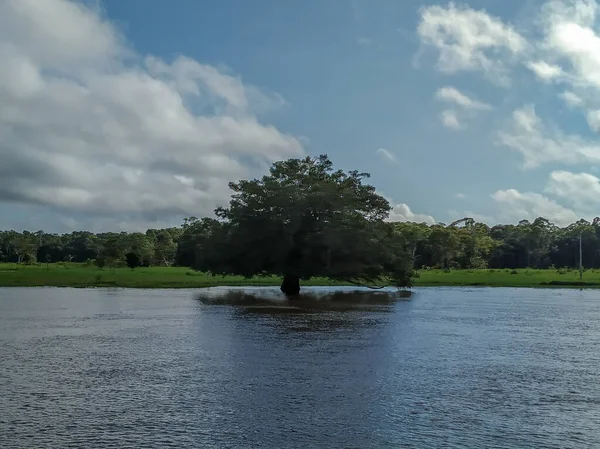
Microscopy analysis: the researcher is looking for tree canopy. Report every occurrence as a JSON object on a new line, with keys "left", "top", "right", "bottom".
{"left": 192, "top": 155, "right": 414, "bottom": 294}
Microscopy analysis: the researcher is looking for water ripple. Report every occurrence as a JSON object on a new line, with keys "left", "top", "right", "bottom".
{"left": 2, "top": 286, "right": 600, "bottom": 447}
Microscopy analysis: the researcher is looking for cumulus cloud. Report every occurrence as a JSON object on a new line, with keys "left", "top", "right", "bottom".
{"left": 435, "top": 86, "right": 491, "bottom": 129}
{"left": 532, "top": 0, "right": 600, "bottom": 115}
{"left": 387, "top": 202, "right": 436, "bottom": 224}
{"left": 417, "top": 0, "right": 600, "bottom": 224}
{"left": 498, "top": 104, "right": 600, "bottom": 168}
{"left": 560, "top": 90, "right": 584, "bottom": 107}
{"left": 541, "top": 0, "right": 598, "bottom": 32}
{"left": 435, "top": 86, "right": 492, "bottom": 110}
{"left": 545, "top": 170, "right": 600, "bottom": 211}
{"left": 587, "top": 109, "right": 600, "bottom": 131}
{"left": 420, "top": 1, "right": 600, "bottom": 118}
{"left": 417, "top": 2, "right": 526, "bottom": 84}
{"left": 0, "top": 0, "right": 303, "bottom": 230}
{"left": 526, "top": 60, "right": 565, "bottom": 81}
{"left": 376, "top": 148, "right": 398, "bottom": 163}
{"left": 492, "top": 189, "right": 578, "bottom": 226}
{"left": 439, "top": 109, "right": 462, "bottom": 130}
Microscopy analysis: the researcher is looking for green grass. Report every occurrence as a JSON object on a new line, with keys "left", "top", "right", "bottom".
{"left": 0, "top": 264, "right": 599, "bottom": 288}
{"left": 0, "top": 263, "right": 345, "bottom": 288}
{"left": 415, "top": 268, "right": 599, "bottom": 287}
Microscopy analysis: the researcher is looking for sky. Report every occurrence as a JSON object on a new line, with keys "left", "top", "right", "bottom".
{"left": 2, "top": 0, "right": 600, "bottom": 232}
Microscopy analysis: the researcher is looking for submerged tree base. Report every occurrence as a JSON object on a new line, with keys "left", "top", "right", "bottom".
{"left": 280, "top": 275, "right": 301, "bottom": 296}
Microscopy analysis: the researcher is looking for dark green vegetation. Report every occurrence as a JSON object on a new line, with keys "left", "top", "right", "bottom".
{"left": 2, "top": 155, "right": 600, "bottom": 289}
{"left": 1, "top": 264, "right": 599, "bottom": 288}
{"left": 191, "top": 155, "right": 412, "bottom": 294}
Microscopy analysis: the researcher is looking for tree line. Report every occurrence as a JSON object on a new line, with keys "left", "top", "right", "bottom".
{"left": 1, "top": 215, "right": 598, "bottom": 272}
{"left": 395, "top": 217, "right": 600, "bottom": 271}
{"left": 2, "top": 155, "right": 599, "bottom": 291}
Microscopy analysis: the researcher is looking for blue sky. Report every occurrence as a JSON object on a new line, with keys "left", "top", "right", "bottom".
{"left": 1, "top": 0, "right": 600, "bottom": 231}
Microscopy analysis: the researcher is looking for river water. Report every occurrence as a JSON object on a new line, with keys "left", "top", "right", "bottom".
{"left": 2, "top": 286, "right": 600, "bottom": 448}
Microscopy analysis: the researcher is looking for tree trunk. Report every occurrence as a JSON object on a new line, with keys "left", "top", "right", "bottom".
{"left": 280, "top": 275, "right": 300, "bottom": 296}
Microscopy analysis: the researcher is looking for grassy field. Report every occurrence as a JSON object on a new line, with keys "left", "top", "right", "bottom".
{"left": 0, "top": 263, "right": 345, "bottom": 288}
{"left": 1, "top": 263, "right": 599, "bottom": 288}
{"left": 415, "top": 268, "right": 598, "bottom": 287}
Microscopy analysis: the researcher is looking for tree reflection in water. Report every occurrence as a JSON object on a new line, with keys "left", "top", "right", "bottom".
{"left": 196, "top": 286, "right": 412, "bottom": 333}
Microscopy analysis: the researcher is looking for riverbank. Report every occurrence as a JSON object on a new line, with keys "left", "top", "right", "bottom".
{"left": 0, "top": 263, "right": 599, "bottom": 288}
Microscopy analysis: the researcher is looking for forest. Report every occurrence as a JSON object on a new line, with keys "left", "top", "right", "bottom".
{"left": 1, "top": 216, "right": 597, "bottom": 271}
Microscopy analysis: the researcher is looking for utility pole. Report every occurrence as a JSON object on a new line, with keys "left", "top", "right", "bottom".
{"left": 579, "top": 232, "right": 583, "bottom": 281}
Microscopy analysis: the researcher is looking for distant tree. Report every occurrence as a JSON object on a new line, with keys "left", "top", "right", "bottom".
{"left": 95, "top": 257, "right": 106, "bottom": 270}
{"left": 98, "top": 236, "right": 125, "bottom": 270}
{"left": 126, "top": 233, "right": 154, "bottom": 266}
{"left": 393, "top": 221, "right": 431, "bottom": 267}
{"left": 153, "top": 231, "right": 176, "bottom": 266}
{"left": 191, "top": 155, "right": 414, "bottom": 295}
{"left": 12, "top": 232, "right": 38, "bottom": 264}
{"left": 125, "top": 251, "right": 142, "bottom": 270}
{"left": 427, "top": 224, "right": 458, "bottom": 270}
{"left": 176, "top": 217, "right": 207, "bottom": 267}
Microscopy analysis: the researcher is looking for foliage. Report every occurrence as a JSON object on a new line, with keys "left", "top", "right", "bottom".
{"left": 1, "top": 213, "right": 599, "bottom": 272}
{"left": 192, "top": 155, "right": 414, "bottom": 292}
{"left": 0, "top": 228, "right": 182, "bottom": 269}
{"left": 394, "top": 216, "right": 600, "bottom": 271}
{"left": 125, "top": 251, "right": 142, "bottom": 270}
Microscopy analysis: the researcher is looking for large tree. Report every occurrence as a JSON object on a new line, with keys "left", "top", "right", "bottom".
{"left": 192, "top": 155, "right": 414, "bottom": 295}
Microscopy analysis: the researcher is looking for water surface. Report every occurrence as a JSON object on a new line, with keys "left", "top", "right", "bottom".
{"left": 2, "top": 286, "right": 600, "bottom": 448}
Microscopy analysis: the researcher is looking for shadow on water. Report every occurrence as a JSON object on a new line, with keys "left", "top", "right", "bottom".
{"left": 195, "top": 286, "right": 412, "bottom": 333}
{"left": 195, "top": 286, "right": 411, "bottom": 312}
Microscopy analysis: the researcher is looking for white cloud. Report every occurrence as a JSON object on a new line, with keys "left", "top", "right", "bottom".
{"left": 0, "top": 0, "right": 125, "bottom": 72}
{"left": 498, "top": 104, "right": 600, "bottom": 168}
{"left": 534, "top": 1, "right": 600, "bottom": 109}
{"left": 417, "top": 0, "right": 600, "bottom": 226}
{"left": 545, "top": 170, "right": 600, "bottom": 211}
{"left": 417, "top": 2, "right": 526, "bottom": 84}
{"left": 376, "top": 148, "right": 398, "bottom": 163}
{"left": 435, "top": 86, "right": 492, "bottom": 110}
{"left": 541, "top": 0, "right": 598, "bottom": 31}
{"left": 387, "top": 202, "right": 436, "bottom": 224}
{"left": 526, "top": 60, "right": 565, "bottom": 81}
{"left": 492, "top": 188, "right": 578, "bottom": 226}
{"left": 0, "top": 0, "right": 303, "bottom": 230}
{"left": 440, "top": 109, "right": 462, "bottom": 130}
{"left": 435, "top": 86, "right": 491, "bottom": 129}
{"left": 455, "top": 193, "right": 466, "bottom": 199}
{"left": 587, "top": 109, "right": 600, "bottom": 131}
{"left": 560, "top": 90, "right": 584, "bottom": 107}
{"left": 357, "top": 37, "right": 372, "bottom": 45}
{"left": 545, "top": 24, "right": 600, "bottom": 87}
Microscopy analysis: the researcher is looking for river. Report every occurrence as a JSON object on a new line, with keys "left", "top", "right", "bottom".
{"left": 2, "top": 286, "right": 600, "bottom": 448}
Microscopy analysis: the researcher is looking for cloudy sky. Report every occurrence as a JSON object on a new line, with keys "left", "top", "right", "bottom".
{"left": 2, "top": 0, "right": 600, "bottom": 232}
